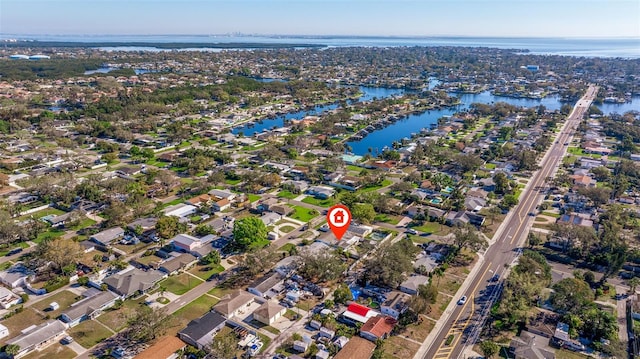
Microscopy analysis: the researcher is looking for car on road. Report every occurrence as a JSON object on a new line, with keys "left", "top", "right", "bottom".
{"left": 457, "top": 296, "right": 467, "bottom": 305}
{"left": 564, "top": 142, "right": 569, "bottom": 146}
{"left": 489, "top": 274, "right": 500, "bottom": 282}
{"left": 406, "top": 228, "right": 418, "bottom": 235}
{"left": 61, "top": 336, "right": 74, "bottom": 344}
{"left": 528, "top": 212, "right": 536, "bottom": 216}
{"left": 6, "top": 248, "right": 23, "bottom": 256}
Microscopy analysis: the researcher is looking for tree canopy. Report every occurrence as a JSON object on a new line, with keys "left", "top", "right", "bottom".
{"left": 232, "top": 216, "right": 269, "bottom": 251}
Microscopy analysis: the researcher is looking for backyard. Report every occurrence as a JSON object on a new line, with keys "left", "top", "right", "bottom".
{"left": 67, "top": 319, "right": 114, "bottom": 348}
{"left": 290, "top": 206, "right": 319, "bottom": 223}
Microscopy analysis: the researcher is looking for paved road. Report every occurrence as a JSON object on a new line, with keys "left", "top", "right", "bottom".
{"left": 415, "top": 85, "right": 599, "bottom": 359}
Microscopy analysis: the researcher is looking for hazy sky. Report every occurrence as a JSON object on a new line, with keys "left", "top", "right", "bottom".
{"left": 1, "top": 0, "right": 639, "bottom": 38}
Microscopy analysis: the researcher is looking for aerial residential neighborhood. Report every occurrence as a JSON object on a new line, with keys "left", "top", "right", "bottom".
{"left": 0, "top": 16, "right": 638, "bottom": 359}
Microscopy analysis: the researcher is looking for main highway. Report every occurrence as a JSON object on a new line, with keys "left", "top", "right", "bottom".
{"left": 415, "top": 85, "right": 599, "bottom": 359}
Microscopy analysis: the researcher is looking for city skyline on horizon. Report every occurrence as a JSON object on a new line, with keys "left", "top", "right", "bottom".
{"left": 1, "top": 0, "right": 639, "bottom": 39}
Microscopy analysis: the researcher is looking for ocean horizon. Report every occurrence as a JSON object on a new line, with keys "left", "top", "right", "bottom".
{"left": 2, "top": 34, "right": 639, "bottom": 58}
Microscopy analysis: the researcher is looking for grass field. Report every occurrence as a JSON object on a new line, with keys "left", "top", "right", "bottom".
{"left": 159, "top": 273, "right": 204, "bottom": 295}
{"left": 22, "top": 343, "right": 76, "bottom": 359}
{"left": 360, "top": 179, "right": 393, "bottom": 193}
{"left": 301, "top": 196, "right": 336, "bottom": 207}
{"left": 290, "top": 206, "right": 319, "bottom": 222}
{"left": 188, "top": 264, "right": 225, "bottom": 281}
{"left": 32, "top": 290, "right": 79, "bottom": 318}
{"left": 0, "top": 308, "right": 45, "bottom": 345}
{"left": 172, "top": 294, "right": 219, "bottom": 328}
{"left": 248, "top": 194, "right": 261, "bottom": 203}
{"left": 208, "top": 286, "right": 234, "bottom": 298}
{"left": 277, "top": 190, "right": 298, "bottom": 199}
{"left": 96, "top": 297, "right": 147, "bottom": 332}
{"left": 67, "top": 319, "right": 114, "bottom": 348}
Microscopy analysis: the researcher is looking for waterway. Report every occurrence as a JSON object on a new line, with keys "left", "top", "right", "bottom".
{"left": 597, "top": 96, "right": 640, "bottom": 115}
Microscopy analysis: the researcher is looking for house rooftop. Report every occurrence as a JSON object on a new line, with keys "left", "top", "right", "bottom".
{"left": 334, "top": 336, "right": 376, "bottom": 359}
{"left": 61, "top": 290, "right": 119, "bottom": 323}
{"left": 6, "top": 320, "right": 66, "bottom": 351}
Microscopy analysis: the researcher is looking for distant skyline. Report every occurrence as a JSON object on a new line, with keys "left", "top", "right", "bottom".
{"left": 1, "top": 0, "right": 639, "bottom": 38}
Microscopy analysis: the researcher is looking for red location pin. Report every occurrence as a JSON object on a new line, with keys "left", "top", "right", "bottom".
{"left": 327, "top": 204, "right": 352, "bottom": 240}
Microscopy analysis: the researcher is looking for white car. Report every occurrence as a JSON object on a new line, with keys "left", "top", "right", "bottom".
{"left": 457, "top": 296, "right": 467, "bottom": 305}
{"left": 406, "top": 228, "right": 418, "bottom": 235}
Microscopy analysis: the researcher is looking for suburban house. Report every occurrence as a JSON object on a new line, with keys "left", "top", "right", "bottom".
{"left": 213, "top": 290, "right": 256, "bottom": 318}
{"left": 6, "top": 320, "right": 67, "bottom": 358}
{"left": 445, "top": 211, "right": 486, "bottom": 227}
{"left": 208, "top": 189, "right": 236, "bottom": 201}
{"left": 399, "top": 275, "right": 430, "bottom": 295}
{"left": 163, "top": 203, "right": 197, "bottom": 218}
{"left": 293, "top": 340, "right": 310, "bottom": 352}
{"left": 0, "top": 264, "right": 34, "bottom": 288}
{"left": 252, "top": 301, "right": 286, "bottom": 325}
{"left": 306, "top": 185, "right": 335, "bottom": 199}
{"left": 341, "top": 303, "right": 380, "bottom": 325}
{"left": 0, "top": 286, "right": 21, "bottom": 309}
{"left": 248, "top": 272, "right": 286, "bottom": 298}
{"left": 133, "top": 336, "right": 186, "bottom": 359}
{"left": 0, "top": 324, "right": 8, "bottom": 339}
{"left": 127, "top": 217, "right": 158, "bottom": 239}
{"left": 172, "top": 233, "right": 205, "bottom": 252}
{"left": 509, "top": 330, "right": 555, "bottom": 359}
{"left": 102, "top": 268, "right": 166, "bottom": 298}
{"left": 334, "top": 336, "right": 376, "bottom": 359}
{"left": 178, "top": 311, "right": 227, "bottom": 350}
{"left": 360, "top": 316, "right": 396, "bottom": 342}
{"left": 381, "top": 291, "right": 411, "bottom": 319}
{"left": 60, "top": 290, "right": 120, "bottom": 327}
{"left": 158, "top": 253, "right": 198, "bottom": 275}
{"left": 90, "top": 227, "right": 125, "bottom": 246}
{"left": 212, "top": 197, "right": 231, "bottom": 212}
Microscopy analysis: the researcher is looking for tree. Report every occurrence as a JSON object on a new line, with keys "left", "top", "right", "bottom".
{"left": 333, "top": 284, "right": 353, "bottom": 304}
{"left": 5, "top": 344, "right": 20, "bottom": 356}
{"left": 36, "top": 238, "right": 82, "bottom": 272}
{"left": 233, "top": 216, "right": 268, "bottom": 251}
{"left": 206, "top": 330, "right": 237, "bottom": 359}
{"left": 351, "top": 203, "right": 376, "bottom": 224}
{"left": 480, "top": 340, "right": 500, "bottom": 358}
{"left": 550, "top": 278, "right": 594, "bottom": 314}
{"left": 297, "top": 250, "right": 347, "bottom": 283}
{"left": 362, "top": 240, "right": 419, "bottom": 288}
{"left": 493, "top": 172, "right": 510, "bottom": 195}
{"left": 577, "top": 187, "right": 611, "bottom": 208}
{"left": 452, "top": 224, "right": 487, "bottom": 252}
{"left": 126, "top": 306, "right": 173, "bottom": 343}
{"left": 499, "top": 194, "right": 519, "bottom": 210}
{"left": 155, "top": 215, "right": 187, "bottom": 240}
{"left": 200, "top": 250, "right": 221, "bottom": 265}
{"left": 194, "top": 224, "right": 215, "bottom": 237}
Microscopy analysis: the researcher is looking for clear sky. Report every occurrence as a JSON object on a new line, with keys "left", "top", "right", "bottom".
{"left": 1, "top": 0, "right": 639, "bottom": 38}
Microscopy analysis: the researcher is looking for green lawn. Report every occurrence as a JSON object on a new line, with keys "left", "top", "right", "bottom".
{"left": 280, "top": 225, "right": 295, "bottom": 233}
{"left": 32, "top": 290, "right": 79, "bottom": 318}
{"left": 374, "top": 214, "right": 401, "bottom": 225}
{"left": 159, "top": 273, "right": 204, "bottom": 295}
{"left": 33, "top": 207, "right": 65, "bottom": 219}
{"left": 412, "top": 221, "right": 444, "bottom": 234}
{"left": 248, "top": 194, "right": 261, "bottom": 203}
{"left": 188, "top": 264, "right": 225, "bottom": 281}
{"left": 68, "top": 218, "right": 96, "bottom": 231}
{"left": 301, "top": 196, "right": 336, "bottom": 207}
{"left": 67, "top": 319, "right": 113, "bottom": 348}
{"left": 278, "top": 243, "right": 297, "bottom": 253}
{"left": 173, "top": 294, "right": 219, "bottom": 324}
{"left": 290, "top": 206, "right": 319, "bottom": 222}
{"left": 0, "top": 241, "right": 29, "bottom": 257}
{"left": 277, "top": 190, "right": 298, "bottom": 199}
{"left": 484, "top": 163, "right": 496, "bottom": 170}
{"left": 225, "top": 178, "right": 242, "bottom": 185}
{"left": 34, "top": 228, "right": 65, "bottom": 244}
{"left": 96, "top": 297, "right": 147, "bottom": 332}
{"left": 208, "top": 286, "right": 235, "bottom": 299}
{"left": 360, "top": 179, "right": 393, "bottom": 192}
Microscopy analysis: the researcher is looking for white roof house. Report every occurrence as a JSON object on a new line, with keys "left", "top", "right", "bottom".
{"left": 163, "top": 204, "right": 197, "bottom": 218}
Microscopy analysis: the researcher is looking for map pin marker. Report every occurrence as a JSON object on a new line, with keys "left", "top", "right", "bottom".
{"left": 327, "top": 204, "right": 352, "bottom": 240}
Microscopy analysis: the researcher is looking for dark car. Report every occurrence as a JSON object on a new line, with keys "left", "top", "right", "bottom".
{"left": 6, "top": 248, "right": 23, "bottom": 256}
{"left": 489, "top": 274, "right": 500, "bottom": 282}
